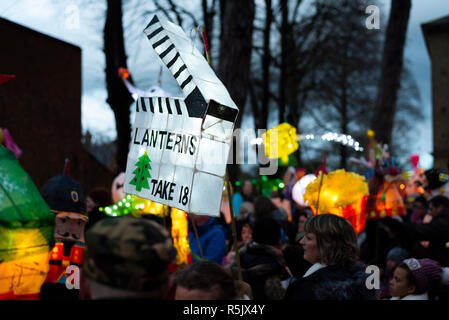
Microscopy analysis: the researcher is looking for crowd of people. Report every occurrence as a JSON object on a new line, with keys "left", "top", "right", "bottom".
{"left": 9, "top": 162, "right": 449, "bottom": 301}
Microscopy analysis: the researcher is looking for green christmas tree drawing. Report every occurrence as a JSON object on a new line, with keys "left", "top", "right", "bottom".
{"left": 129, "top": 151, "right": 152, "bottom": 192}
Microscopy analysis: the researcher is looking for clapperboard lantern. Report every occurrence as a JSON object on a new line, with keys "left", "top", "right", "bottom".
{"left": 124, "top": 15, "right": 239, "bottom": 216}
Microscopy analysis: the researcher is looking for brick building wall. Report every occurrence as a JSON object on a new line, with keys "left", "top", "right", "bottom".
{"left": 0, "top": 18, "right": 114, "bottom": 194}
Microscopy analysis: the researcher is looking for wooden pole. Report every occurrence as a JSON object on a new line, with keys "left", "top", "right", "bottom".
{"left": 189, "top": 215, "right": 204, "bottom": 259}
{"left": 201, "top": 27, "right": 211, "bottom": 64}
{"left": 315, "top": 154, "right": 327, "bottom": 215}
{"left": 200, "top": 26, "right": 242, "bottom": 280}
{"left": 316, "top": 172, "right": 324, "bottom": 215}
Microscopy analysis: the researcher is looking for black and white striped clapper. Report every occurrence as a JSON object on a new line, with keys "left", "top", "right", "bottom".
{"left": 143, "top": 14, "right": 239, "bottom": 125}
{"left": 136, "top": 96, "right": 187, "bottom": 116}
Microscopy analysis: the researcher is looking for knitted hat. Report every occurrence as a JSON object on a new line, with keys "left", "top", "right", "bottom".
{"left": 386, "top": 247, "right": 409, "bottom": 264}
{"left": 403, "top": 258, "right": 443, "bottom": 293}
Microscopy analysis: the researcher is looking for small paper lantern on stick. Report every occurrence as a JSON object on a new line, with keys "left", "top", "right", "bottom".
{"left": 262, "top": 123, "right": 299, "bottom": 164}
{"left": 304, "top": 169, "right": 369, "bottom": 233}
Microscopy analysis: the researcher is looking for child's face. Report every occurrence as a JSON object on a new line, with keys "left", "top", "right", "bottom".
{"left": 241, "top": 224, "right": 252, "bottom": 242}
{"left": 389, "top": 266, "right": 415, "bottom": 298}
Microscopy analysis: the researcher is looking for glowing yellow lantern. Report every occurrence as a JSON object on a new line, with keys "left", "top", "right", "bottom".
{"left": 262, "top": 123, "right": 299, "bottom": 163}
{"left": 128, "top": 197, "right": 169, "bottom": 218}
{"left": 0, "top": 227, "right": 52, "bottom": 299}
{"left": 170, "top": 208, "right": 191, "bottom": 265}
{"left": 304, "top": 169, "right": 369, "bottom": 233}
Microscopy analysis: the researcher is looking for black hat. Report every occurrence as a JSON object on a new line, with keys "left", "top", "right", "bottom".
{"left": 41, "top": 175, "right": 86, "bottom": 215}
{"left": 425, "top": 168, "right": 446, "bottom": 190}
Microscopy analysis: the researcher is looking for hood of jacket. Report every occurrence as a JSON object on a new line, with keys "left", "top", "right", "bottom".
{"left": 235, "top": 241, "right": 288, "bottom": 280}
{"left": 307, "top": 264, "right": 377, "bottom": 300}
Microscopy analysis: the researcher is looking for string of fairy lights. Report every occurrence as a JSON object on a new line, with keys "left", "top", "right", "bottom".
{"left": 310, "top": 132, "right": 364, "bottom": 152}
{"left": 250, "top": 131, "right": 364, "bottom": 152}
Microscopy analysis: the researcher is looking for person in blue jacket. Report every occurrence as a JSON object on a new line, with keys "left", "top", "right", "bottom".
{"left": 188, "top": 214, "right": 227, "bottom": 265}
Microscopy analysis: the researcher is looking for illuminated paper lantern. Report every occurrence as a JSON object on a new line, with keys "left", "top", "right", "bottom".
{"left": 124, "top": 14, "right": 238, "bottom": 217}
{"left": 365, "top": 181, "right": 406, "bottom": 219}
{"left": 292, "top": 174, "right": 317, "bottom": 207}
{"left": 170, "top": 208, "right": 191, "bottom": 265}
{"left": 0, "top": 145, "right": 54, "bottom": 299}
{"left": 304, "top": 169, "right": 369, "bottom": 233}
{"left": 262, "top": 122, "right": 298, "bottom": 163}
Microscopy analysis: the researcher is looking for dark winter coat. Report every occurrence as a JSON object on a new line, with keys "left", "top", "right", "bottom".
{"left": 284, "top": 264, "right": 377, "bottom": 300}
{"left": 231, "top": 241, "right": 290, "bottom": 300}
{"left": 404, "top": 209, "right": 449, "bottom": 266}
{"left": 384, "top": 209, "right": 449, "bottom": 266}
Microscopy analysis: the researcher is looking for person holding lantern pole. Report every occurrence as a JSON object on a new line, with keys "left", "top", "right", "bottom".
{"left": 383, "top": 195, "right": 449, "bottom": 267}
{"left": 188, "top": 214, "right": 226, "bottom": 265}
{"left": 284, "top": 214, "right": 376, "bottom": 300}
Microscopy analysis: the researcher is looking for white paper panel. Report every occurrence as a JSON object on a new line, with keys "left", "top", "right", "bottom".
{"left": 190, "top": 172, "right": 223, "bottom": 216}
{"left": 195, "top": 138, "right": 229, "bottom": 177}
{"left": 202, "top": 115, "right": 234, "bottom": 141}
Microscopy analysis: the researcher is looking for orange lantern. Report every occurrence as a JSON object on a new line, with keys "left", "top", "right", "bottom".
{"left": 366, "top": 181, "right": 406, "bottom": 219}
{"left": 304, "top": 169, "right": 369, "bottom": 233}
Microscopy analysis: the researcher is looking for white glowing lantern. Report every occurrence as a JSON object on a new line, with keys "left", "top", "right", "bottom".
{"left": 292, "top": 174, "right": 317, "bottom": 206}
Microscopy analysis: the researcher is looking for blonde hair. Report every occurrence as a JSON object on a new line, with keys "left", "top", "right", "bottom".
{"left": 305, "top": 214, "right": 358, "bottom": 267}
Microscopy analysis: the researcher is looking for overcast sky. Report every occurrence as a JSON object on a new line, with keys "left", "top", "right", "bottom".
{"left": 1, "top": 0, "right": 448, "bottom": 169}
